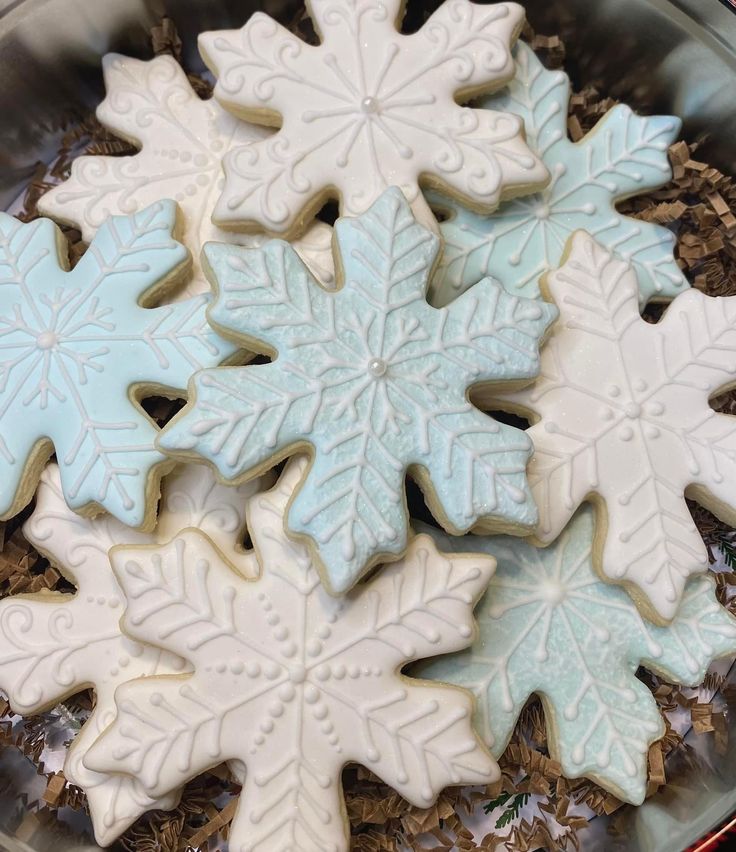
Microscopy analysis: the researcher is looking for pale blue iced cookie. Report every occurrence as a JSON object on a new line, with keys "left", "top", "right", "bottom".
{"left": 428, "top": 41, "right": 686, "bottom": 307}
{"left": 414, "top": 507, "right": 736, "bottom": 804}
{"left": 0, "top": 201, "right": 236, "bottom": 528}
{"left": 159, "top": 187, "right": 557, "bottom": 593}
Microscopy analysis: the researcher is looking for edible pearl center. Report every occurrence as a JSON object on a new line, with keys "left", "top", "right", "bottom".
{"left": 367, "top": 357, "right": 388, "bottom": 377}
{"left": 625, "top": 402, "right": 641, "bottom": 419}
{"left": 535, "top": 203, "right": 551, "bottom": 220}
{"left": 361, "top": 96, "right": 380, "bottom": 115}
{"left": 36, "top": 331, "right": 58, "bottom": 350}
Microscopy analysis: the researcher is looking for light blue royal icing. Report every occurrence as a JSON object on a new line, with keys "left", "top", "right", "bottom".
{"left": 428, "top": 41, "right": 687, "bottom": 307}
{"left": 0, "top": 200, "right": 236, "bottom": 528}
{"left": 159, "top": 187, "right": 557, "bottom": 594}
{"left": 413, "top": 507, "right": 736, "bottom": 804}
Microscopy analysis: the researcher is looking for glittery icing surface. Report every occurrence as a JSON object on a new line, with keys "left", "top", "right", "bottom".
{"left": 414, "top": 508, "right": 736, "bottom": 804}
{"left": 159, "top": 187, "right": 556, "bottom": 592}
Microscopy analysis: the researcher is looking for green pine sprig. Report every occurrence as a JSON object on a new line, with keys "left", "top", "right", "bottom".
{"left": 719, "top": 536, "right": 736, "bottom": 571}
{"left": 484, "top": 778, "right": 532, "bottom": 829}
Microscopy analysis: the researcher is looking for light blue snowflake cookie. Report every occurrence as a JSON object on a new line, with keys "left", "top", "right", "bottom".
{"left": 159, "top": 187, "right": 557, "bottom": 594}
{"left": 413, "top": 507, "right": 736, "bottom": 804}
{"left": 428, "top": 41, "right": 687, "bottom": 307}
{"left": 0, "top": 200, "right": 236, "bottom": 529}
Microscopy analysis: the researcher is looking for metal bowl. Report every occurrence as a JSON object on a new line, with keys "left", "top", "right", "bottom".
{"left": 0, "top": 1, "right": 735, "bottom": 850}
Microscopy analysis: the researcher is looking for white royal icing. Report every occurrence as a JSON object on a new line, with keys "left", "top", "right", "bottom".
{"left": 83, "top": 457, "right": 497, "bottom": 852}
{"left": 494, "top": 231, "right": 736, "bottom": 622}
{"left": 199, "top": 0, "right": 549, "bottom": 235}
{"left": 428, "top": 42, "right": 686, "bottom": 307}
{"left": 0, "top": 462, "right": 268, "bottom": 845}
{"left": 38, "top": 54, "right": 336, "bottom": 296}
{"left": 414, "top": 508, "right": 736, "bottom": 804}
{"left": 159, "top": 187, "right": 556, "bottom": 594}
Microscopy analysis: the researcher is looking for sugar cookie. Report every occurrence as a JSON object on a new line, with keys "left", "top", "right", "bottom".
{"left": 414, "top": 508, "right": 736, "bottom": 804}
{"left": 428, "top": 42, "right": 686, "bottom": 307}
{"left": 84, "top": 457, "right": 497, "bottom": 852}
{"left": 38, "top": 54, "right": 336, "bottom": 297}
{"left": 492, "top": 231, "right": 736, "bottom": 623}
{"left": 0, "top": 461, "right": 267, "bottom": 844}
{"left": 0, "top": 201, "right": 235, "bottom": 529}
{"left": 159, "top": 187, "right": 556, "bottom": 593}
{"left": 199, "top": 0, "right": 549, "bottom": 237}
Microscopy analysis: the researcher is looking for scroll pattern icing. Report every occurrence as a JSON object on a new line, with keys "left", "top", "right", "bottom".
{"left": 0, "top": 461, "right": 267, "bottom": 844}
{"left": 199, "top": 0, "right": 548, "bottom": 234}
{"left": 38, "top": 54, "right": 336, "bottom": 297}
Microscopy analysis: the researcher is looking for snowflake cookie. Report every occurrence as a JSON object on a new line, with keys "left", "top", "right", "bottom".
{"left": 38, "top": 54, "right": 336, "bottom": 298}
{"left": 83, "top": 457, "right": 497, "bottom": 852}
{"left": 491, "top": 231, "right": 736, "bottom": 623}
{"left": 198, "top": 0, "right": 549, "bottom": 237}
{"left": 413, "top": 507, "right": 736, "bottom": 804}
{"left": 0, "top": 461, "right": 268, "bottom": 844}
{"left": 428, "top": 41, "right": 686, "bottom": 307}
{"left": 0, "top": 200, "right": 236, "bottom": 529}
{"left": 159, "top": 187, "right": 557, "bottom": 593}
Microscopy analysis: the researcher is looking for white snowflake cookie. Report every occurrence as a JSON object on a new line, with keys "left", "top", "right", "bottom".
{"left": 428, "top": 41, "right": 686, "bottom": 307}
{"left": 492, "top": 231, "right": 736, "bottom": 623}
{"left": 159, "top": 188, "right": 557, "bottom": 594}
{"left": 38, "top": 53, "right": 336, "bottom": 297}
{"left": 414, "top": 508, "right": 736, "bottom": 804}
{"left": 0, "top": 462, "right": 269, "bottom": 844}
{"left": 199, "top": 0, "right": 549, "bottom": 237}
{"left": 83, "top": 457, "right": 497, "bottom": 852}
{"left": 0, "top": 201, "right": 235, "bottom": 529}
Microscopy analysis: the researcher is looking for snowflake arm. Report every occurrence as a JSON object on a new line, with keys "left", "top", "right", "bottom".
{"left": 521, "top": 411, "right": 599, "bottom": 546}
{"left": 287, "top": 426, "right": 408, "bottom": 593}
{"left": 65, "top": 702, "right": 183, "bottom": 845}
{"left": 686, "top": 411, "right": 736, "bottom": 516}
{"left": 0, "top": 584, "right": 179, "bottom": 844}
{"left": 420, "top": 414, "right": 535, "bottom": 534}
{"left": 496, "top": 231, "right": 736, "bottom": 622}
{"left": 438, "top": 276, "right": 557, "bottom": 387}
{"left": 160, "top": 363, "right": 324, "bottom": 476}
{"left": 38, "top": 53, "right": 335, "bottom": 297}
{"left": 84, "top": 458, "right": 497, "bottom": 852}
{"left": 0, "top": 216, "right": 70, "bottom": 286}
{"left": 200, "top": 0, "right": 547, "bottom": 237}
{"left": 413, "top": 508, "right": 736, "bottom": 804}
{"left": 203, "top": 238, "right": 335, "bottom": 352}
{"left": 160, "top": 188, "right": 550, "bottom": 592}
{"left": 0, "top": 201, "right": 235, "bottom": 528}
{"left": 428, "top": 41, "right": 686, "bottom": 307}
{"left": 0, "top": 461, "right": 265, "bottom": 845}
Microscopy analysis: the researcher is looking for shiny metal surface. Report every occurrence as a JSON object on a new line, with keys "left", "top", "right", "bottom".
{"left": 0, "top": 0, "right": 734, "bottom": 850}
{"left": 0, "top": 0, "right": 734, "bottom": 211}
